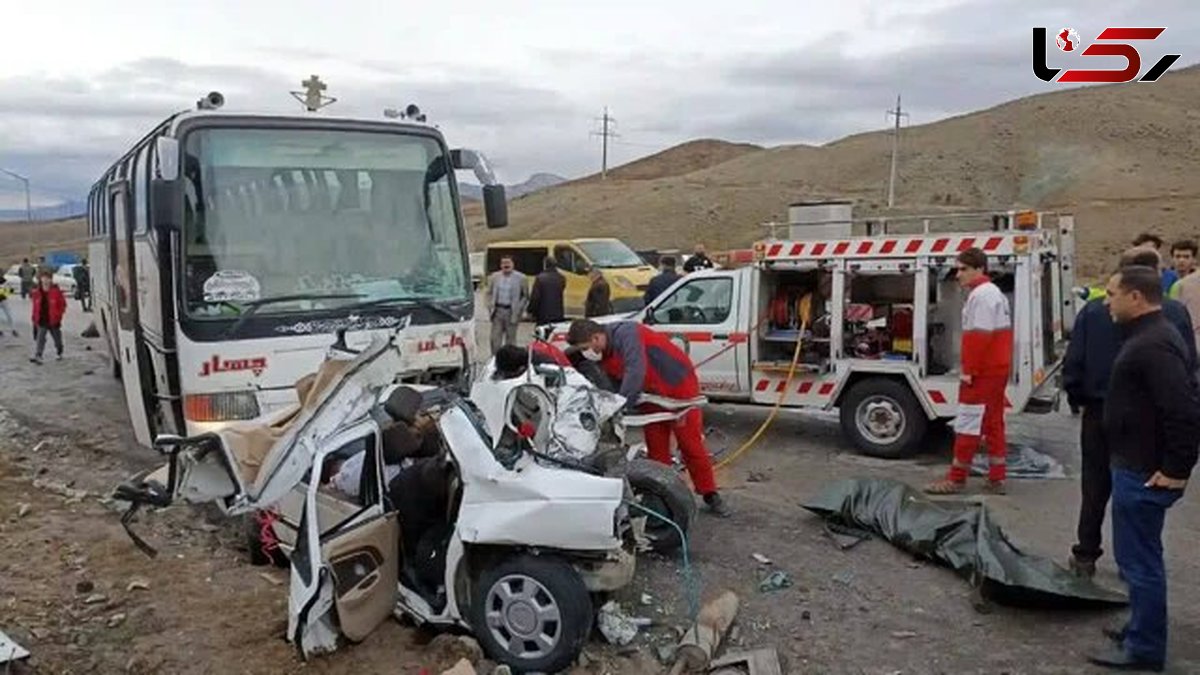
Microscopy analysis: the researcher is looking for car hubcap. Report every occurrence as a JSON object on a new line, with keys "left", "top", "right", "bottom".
{"left": 856, "top": 396, "right": 905, "bottom": 444}
{"left": 484, "top": 574, "right": 562, "bottom": 659}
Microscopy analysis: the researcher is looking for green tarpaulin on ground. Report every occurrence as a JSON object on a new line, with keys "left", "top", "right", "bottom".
{"left": 803, "top": 478, "right": 1127, "bottom": 608}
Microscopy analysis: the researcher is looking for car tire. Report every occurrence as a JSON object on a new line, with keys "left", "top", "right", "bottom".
{"left": 244, "top": 512, "right": 288, "bottom": 568}
{"left": 622, "top": 458, "right": 696, "bottom": 554}
{"left": 839, "top": 378, "right": 927, "bottom": 459}
{"left": 471, "top": 554, "right": 593, "bottom": 674}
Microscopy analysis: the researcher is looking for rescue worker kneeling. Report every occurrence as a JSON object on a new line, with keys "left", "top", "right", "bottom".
{"left": 567, "top": 319, "right": 731, "bottom": 517}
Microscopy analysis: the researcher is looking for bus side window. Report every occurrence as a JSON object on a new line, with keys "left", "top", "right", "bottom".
{"left": 134, "top": 145, "right": 149, "bottom": 233}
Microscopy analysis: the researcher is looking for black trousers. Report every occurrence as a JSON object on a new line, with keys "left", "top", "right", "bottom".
{"left": 1072, "top": 402, "right": 1111, "bottom": 562}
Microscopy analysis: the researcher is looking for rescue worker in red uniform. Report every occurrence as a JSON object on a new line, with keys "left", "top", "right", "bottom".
{"left": 567, "top": 319, "right": 730, "bottom": 516}
{"left": 926, "top": 247, "right": 1013, "bottom": 495}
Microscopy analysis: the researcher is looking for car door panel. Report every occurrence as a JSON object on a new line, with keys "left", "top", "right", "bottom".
{"left": 323, "top": 513, "right": 400, "bottom": 641}
{"left": 647, "top": 273, "right": 743, "bottom": 396}
{"left": 554, "top": 244, "right": 588, "bottom": 316}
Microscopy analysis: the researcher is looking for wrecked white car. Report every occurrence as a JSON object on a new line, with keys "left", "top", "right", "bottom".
{"left": 115, "top": 334, "right": 697, "bottom": 673}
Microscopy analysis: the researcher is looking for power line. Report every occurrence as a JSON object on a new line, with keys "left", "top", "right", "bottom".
{"left": 590, "top": 107, "right": 619, "bottom": 179}
{"left": 886, "top": 94, "right": 909, "bottom": 209}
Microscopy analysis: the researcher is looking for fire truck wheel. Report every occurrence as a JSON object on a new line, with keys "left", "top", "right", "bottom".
{"left": 839, "top": 378, "right": 927, "bottom": 459}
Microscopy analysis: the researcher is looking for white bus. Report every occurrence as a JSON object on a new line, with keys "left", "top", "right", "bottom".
{"left": 88, "top": 93, "right": 507, "bottom": 446}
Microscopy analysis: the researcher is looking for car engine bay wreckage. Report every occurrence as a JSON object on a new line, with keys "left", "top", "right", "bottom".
{"left": 112, "top": 328, "right": 700, "bottom": 673}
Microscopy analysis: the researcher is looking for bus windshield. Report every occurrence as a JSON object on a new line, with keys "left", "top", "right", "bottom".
{"left": 575, "top": 240, "right": 644, "bottom": 269}
{"left": 181, "top": 127, "right": 468, "bottom": 318}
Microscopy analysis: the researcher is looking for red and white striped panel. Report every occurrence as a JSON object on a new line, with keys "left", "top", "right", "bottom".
{"left": 925, "top": 387, "right": 1017, "bottom": 411}
{"left": 760, "top": 234, "right": 1025, "bottom": 261}
{"left": 750, "top": 375, "right": 838, "bottom": 405}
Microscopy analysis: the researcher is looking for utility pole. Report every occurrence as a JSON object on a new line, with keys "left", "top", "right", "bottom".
{"left": 885, "top": 94, "right": 908, "bottom": 209}
{"left": 590, "top": 107, "right": 619, "bottom": 179}
{"left": 1, "top": 168, "right": 33, "bottom": 255}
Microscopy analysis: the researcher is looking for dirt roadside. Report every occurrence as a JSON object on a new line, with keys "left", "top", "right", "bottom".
{"left": 1, "top": 301, "right": 1199, "bottom": 674}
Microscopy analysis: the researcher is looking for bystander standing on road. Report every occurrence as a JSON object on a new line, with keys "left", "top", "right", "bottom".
{"left": 585, "top": 268, "right": 613, "bottom": 318}
{"left": 683, "top": 243, "right": 716, "bottom": 274}
{"left": 18, "top": 258, "right": 35, "bottom": 299}
{"left": 1085, "top": 264, "right": 1200, "bottom": 672}
{"left": 29, "top": 270, "right": 67, "bottom": 364}
{"left": 73, "top": 258, "right": 92, "bottom": 312}
{"left": 487, "top": 256, "right": 527, "bottom": 354}
{"left": 0, "top": 285, "right": 17, "bottom": 336}
{"left": 1131, "top": 232, "right": 1179, "bottom": 295}
{"left": 1063, "top": 248, "right": 1197, "bottom": 579}
{"left": 644, "top": 256, "right": 682, "bottom": 306}
{"left": 528, "top": 256, "right": 566, "bottom": 328}
{"left": 1175, "top": 257, "right": 1200, "bottom": 356}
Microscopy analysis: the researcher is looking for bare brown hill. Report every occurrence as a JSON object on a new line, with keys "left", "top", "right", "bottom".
{"left": 0, "top": 218, "right": 88, "bottom": 266}
{"left": 601, "top": 139, "right": 764, "bottom": 181}
{"left": 469, "top": 64, "right": 1200, "bottom": 277}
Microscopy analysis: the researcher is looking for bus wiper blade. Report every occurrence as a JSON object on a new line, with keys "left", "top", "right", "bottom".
{"left": 340, "top": 297, "right": 464, "bottom": 322}
{"left": 222, "top": 292, "right": 364, "bottom": 339}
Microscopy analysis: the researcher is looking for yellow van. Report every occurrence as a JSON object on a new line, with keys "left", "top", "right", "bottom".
{"left": 484, "top": 238, "right": 657, "bottom": 316}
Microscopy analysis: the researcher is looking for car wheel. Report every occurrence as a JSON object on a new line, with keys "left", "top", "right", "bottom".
{"left": 839, "top": 378, "right": 927, "bottom": 459}
{"left": 471, "top": 554, "right": 593, "bottom": 674}
{"left": 622, "top": 458, "right": 696, "bottom": 554}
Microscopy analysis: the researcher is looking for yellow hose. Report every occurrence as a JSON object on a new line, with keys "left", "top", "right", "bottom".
{"left": 713, "top": 322, "right": 807, "bottom": 470}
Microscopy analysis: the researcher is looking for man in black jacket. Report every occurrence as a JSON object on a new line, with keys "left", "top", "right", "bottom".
{"left": 1063, "top": 249, "right": 1197, "bottom": 579}
{"left": 1085, "top": 265, "right": 1200, "bottom": 672}
{"left": 683, "top": 244, "right": 716, "bottom": 274}
{"left": 528, "top": 257, "right": 566, "bottom": 327}
{"left": 644, "top": 256, "right": 681, "bottom": 306}
{"left": 585, "top": 268, "right": 613, "bottom": 317}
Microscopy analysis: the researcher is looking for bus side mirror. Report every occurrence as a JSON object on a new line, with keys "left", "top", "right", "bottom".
{"left": 151, "top": 179, "right": 180, "bottom": 232}
{"left": 483, "top": 184, "right": 508, "bottom": 229}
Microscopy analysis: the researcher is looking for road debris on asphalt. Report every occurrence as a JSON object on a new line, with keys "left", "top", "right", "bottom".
{"left": 598, "top": 600, "right": 641, "bottom": 646}
{"left": 708, "top": 647, "right": 783, "bottom": 675}
{"left": 1, "top": 629, "right": 31, "bottom": 664}
{"left": 751, "top": 553, "right": 772, "bottom": 565}
{"left": 831, "top": 570, "right": 855, "bottom": 587}
{"left": 440, "top": 658, "right": 476, "bottom": 675}
{"left": 667, "top": 591, "right": 739, "bottom": 674}
{"left": 970, "top": 444, "right": 1066, "bottom": 480}
{"left": 758, "top": 571, "right": 793, "bottom": 593}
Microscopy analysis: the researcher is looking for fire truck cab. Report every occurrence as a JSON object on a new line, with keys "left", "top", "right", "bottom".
{"left": 548, "top": 207, "right": 1077, "bottom": 458}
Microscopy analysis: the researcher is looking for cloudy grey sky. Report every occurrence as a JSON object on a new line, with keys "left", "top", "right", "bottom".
{"left": 1, "top": 0, "right": 1196, "bottom": 209}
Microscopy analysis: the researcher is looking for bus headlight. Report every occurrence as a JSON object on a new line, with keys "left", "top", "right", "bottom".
{"left": 184, "top": 391, "right": 261, "bottom": 422}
